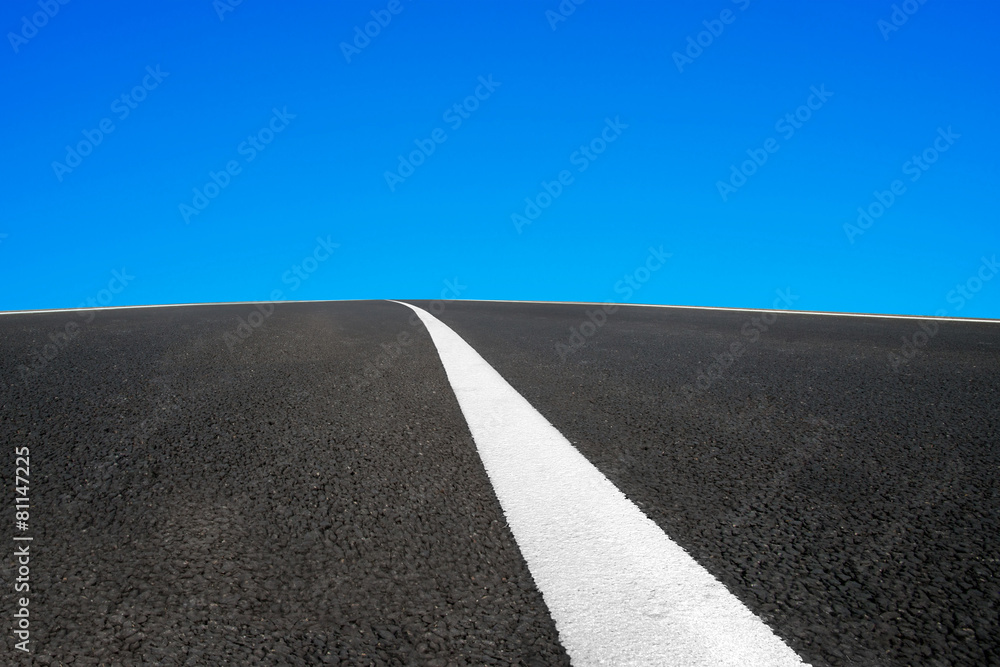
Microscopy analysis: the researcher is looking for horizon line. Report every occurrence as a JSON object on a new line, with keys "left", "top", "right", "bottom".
{"left": 0, "top": 298, "right": 997, "bottom": 324}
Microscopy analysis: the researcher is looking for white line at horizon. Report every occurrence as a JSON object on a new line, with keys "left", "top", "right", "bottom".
{"left": 0, "top": 298, "right": 996, "bottom": 324}
{"left": 0, "top": 299, "right": 336, "bottom": 317}
{"left": 393, "top": 300, "right": 811, "bottom": 667}
{"left": 452, "top": 298, "right": 1000, "bottom": 323}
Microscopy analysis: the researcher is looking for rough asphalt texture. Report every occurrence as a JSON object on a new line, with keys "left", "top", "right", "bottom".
{"left": 0, "top": 301, "right": 570, "bottom": 666}
{"left": 414, "top": 300, "right": 1000, "bottom": 667}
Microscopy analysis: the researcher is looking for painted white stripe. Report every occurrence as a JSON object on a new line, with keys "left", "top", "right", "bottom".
{"left": 454, "top": 298, "right": 1000, "bottom": 323}
{"left": 1, "top": 298, "right": 996, "bottom": 323}
{"left": 393, "top": 300, "right": 810, "bottom": 667}
{"left": 0, "top": 299, "right": 359, "bottom": 317}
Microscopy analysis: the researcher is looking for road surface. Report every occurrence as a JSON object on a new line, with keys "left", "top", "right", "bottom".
{"left": 1, "top": 299, "right": 997, "bottom": 666}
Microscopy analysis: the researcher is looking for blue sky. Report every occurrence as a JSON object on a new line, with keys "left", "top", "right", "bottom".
{"left": 2, "top": 0, "right": 998, "bottom": 317}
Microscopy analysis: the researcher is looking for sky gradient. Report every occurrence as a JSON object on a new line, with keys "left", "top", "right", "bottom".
{"left": 3, "top": 0, "right": 998, "bottom": 317}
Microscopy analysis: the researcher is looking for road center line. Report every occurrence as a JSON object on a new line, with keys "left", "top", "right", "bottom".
{"left": 393, "top": 301, "right": 810, "bottom": 667}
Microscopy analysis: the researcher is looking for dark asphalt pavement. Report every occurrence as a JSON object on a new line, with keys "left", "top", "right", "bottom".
{"left": 414, "top": 299, "right": 1000, "bottom": 667}
{"left": 2, "top": 299, "right": 998, "bottom": 666}
{"left": 1, "top": 301, "right": 568, "bottom": 666}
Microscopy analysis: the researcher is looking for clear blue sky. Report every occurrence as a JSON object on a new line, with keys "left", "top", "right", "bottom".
{"left": 2, "top": 0, "right": 998, "bottom": 317}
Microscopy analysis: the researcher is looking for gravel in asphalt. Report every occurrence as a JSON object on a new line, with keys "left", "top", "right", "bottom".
{"left": 416, "top": 300, "right": 1000, "bottom": 667}
{"left": 1, "top": 301, "right": 570, "bottom": 666}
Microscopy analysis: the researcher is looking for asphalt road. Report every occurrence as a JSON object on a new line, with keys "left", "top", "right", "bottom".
{"left": 1, "top": 299, "right": 998, "bottom": 666}
{"left": 414, "top": 299, "right": 1000, "bottom": 667}
{"left": 1, "top": 301, "right": 568, "bottom": 666}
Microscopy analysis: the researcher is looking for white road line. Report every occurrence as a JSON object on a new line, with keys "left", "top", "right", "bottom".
{"left": 2, "top": 299, "right": 996, "bottom": 323}
{"left": 454, "top": 298, "right": 1000, "bottom": 323}
{"left": 0, "top": 299, "right": 338, "bottom": 317}
{"left": 393, "top": 300, "right": 810, "bottom": 667}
